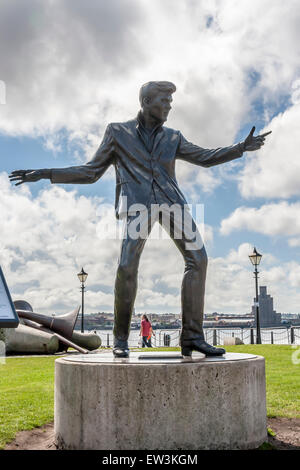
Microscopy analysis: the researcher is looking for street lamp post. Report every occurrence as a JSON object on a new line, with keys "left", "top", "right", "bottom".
{"left": 77, "top": 268, "right": 88, "bottom": 333}
{"left": 248, "top": 248, "right": 262, "bottom": 344}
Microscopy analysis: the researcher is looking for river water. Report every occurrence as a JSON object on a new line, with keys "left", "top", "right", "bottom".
{"left": 91, "top": 327, "right": 300, "bottom": 347}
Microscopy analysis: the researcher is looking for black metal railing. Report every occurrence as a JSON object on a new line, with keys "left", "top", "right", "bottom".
{"left": 96, "top": 326, "right": 300, "bottom": 348}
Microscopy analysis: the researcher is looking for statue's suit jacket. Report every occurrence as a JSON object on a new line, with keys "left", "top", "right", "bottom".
{"left": 51, "top": 118, "right": 244, "bottom": 218}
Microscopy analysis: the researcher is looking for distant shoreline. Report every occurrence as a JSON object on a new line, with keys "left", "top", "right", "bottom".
{"left": 74, "top": 324, "right": 291, "bottom": 331}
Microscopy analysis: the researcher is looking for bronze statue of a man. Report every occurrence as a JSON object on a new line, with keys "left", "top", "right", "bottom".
{"left": 9, "top": 81, "right": 271, "bottom": 358}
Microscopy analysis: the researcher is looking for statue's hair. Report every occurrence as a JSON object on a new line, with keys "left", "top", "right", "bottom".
{"left": 139, "top": 81, "right": 176, "bottom": 106}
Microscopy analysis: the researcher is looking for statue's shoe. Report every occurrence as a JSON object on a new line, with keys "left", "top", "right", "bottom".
{"left": 181, "top": 339, "right": 225, "bottom": 357}
{"left": 113, "top": 339, "right": 129, "bottom": 358}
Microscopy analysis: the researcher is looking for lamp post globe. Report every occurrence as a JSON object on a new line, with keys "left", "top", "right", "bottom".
{"left": 77, "top": 268, "right": 88, "bottom": 333}
{"left": 249, "top": 247, "right": 262, "bottom": 268}
{"left": 249, "top": 248, "right": 262, "bottom": 344}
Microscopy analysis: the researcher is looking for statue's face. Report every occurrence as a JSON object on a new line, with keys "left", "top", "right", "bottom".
{"left": 146, "top": 92, "right": 172, "bottom": 122}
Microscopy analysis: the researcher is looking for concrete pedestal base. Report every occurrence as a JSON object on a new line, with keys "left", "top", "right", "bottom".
{"left": 54, "top": 352, "right": 267, "bottom": 450}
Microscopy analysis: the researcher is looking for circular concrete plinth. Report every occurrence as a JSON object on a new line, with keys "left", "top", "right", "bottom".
{"left": 54, "top": 351, "right": 267, "bottom": 450}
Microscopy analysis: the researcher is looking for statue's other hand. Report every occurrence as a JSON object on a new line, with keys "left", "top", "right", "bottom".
{"left": 243, "top": 126, "right": 272, "bottom": 152}
{"left": 9, "top": 169, "right": 45, "bottom": 186}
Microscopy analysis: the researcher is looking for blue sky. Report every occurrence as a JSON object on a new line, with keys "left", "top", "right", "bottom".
{"left": 1, "top": 0, "right": 300, "bottom": 315}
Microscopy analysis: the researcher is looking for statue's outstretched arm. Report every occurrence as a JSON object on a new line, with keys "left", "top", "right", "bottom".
{"left": 9, "top": 125, "right": 114, "bottom": 186}
{"left": 176, "top": 126, "right": 271, "bottom": 168}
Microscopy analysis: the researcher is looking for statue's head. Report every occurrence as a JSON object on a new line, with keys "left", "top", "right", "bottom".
{"left": 139, "top": 81, "right": 176, "bottom": 122}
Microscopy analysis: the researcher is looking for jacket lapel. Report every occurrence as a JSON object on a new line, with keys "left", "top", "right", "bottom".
{"left": 151, "top": 127, "right": 165, "bottom": 156}
{"left": 134, "top": 122, "right": 152, "bottom": 158}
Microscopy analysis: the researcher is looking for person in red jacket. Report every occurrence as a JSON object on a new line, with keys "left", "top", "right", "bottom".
{"left": 140, "top": 314, "right": 155, "bottom": 348}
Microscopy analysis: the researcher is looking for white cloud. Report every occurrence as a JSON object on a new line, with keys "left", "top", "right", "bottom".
{"left": 238, "top": 97, "right": 300, "bottom": 199}
{"left": 288, "top": 262, "right": 300, "bottom": 288}
{"left": 223, "top": 243, "right": 275, "bottom": 266}
{"left": 0, "top": 172, "right": 119, "bottom": 312}
{"left": 206, "top": 247, "right": 300, "bottom": 314}
{"left": 1, "top": 173, "right": 299, "bottom": 315}
{"left": 288, "top": 238, "right": 300, "bottom": 248}
{"left": 263, "top": 266, "right": 286, "bottom": 284}
{"left": 220, "top": 201, "right": 300, "bottom": 239}
{"left": 1, "top": 1, "right": 300, "bottom": 316}
{"left": 1, "top": 0, "right": 300, "bottom": 194}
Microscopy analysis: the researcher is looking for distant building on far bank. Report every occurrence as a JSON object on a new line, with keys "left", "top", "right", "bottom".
{"left": 252, "top": 286, "right": 281, "bottom": 327}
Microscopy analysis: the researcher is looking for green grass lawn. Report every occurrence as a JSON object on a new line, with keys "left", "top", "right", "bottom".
{"left": 224, "top": 345, "right": 300, "bottom": 419}
{"left": 0, "top": 345, "right": 299, "bottom": 448}
{"left": 0, "top": 357, "right": 56, "bottom": 448}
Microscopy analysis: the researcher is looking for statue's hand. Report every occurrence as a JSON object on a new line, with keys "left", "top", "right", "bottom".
{"left": 243, "top": 126, "right": 272, "bottom": 151}
{"left": 8, "top": 169, "right": 49, "bottom": 186}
